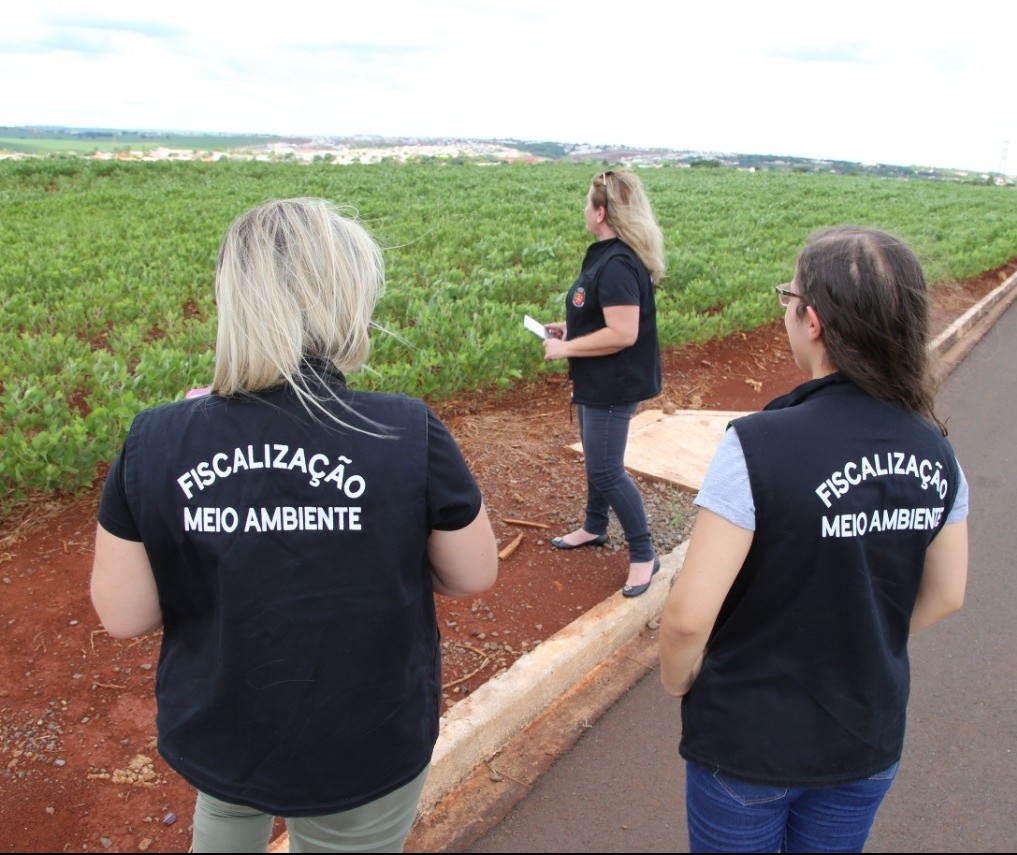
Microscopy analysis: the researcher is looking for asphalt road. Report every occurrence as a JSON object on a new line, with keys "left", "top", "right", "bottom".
{"left": 463, "top": 299, "right": 1017, "bottom": 854}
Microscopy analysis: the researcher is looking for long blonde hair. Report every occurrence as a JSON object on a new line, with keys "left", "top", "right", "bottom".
{"left": 590, "top": 170, "right": 666, "bottom": 282}
{"left": 211, "top": 198, "right": 385, "bottom": 425}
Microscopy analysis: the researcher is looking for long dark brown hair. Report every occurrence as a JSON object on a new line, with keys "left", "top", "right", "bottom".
{"left": 795, "top": 226, "right": 945, "bottom": 433}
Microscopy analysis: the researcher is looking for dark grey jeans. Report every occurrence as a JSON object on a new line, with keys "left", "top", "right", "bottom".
{"left": 577, "top": 402, "right": 654, "bottom": 562}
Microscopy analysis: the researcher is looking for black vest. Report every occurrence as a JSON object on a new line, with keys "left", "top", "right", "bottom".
{"left": 565, "top": 238, "right": 661, "bottom": 406}
{"left": 680, "top": 375, "right": 961, "bottom": 786}
{"left": 112, "top": 374, "right": 447, "bottom": 814}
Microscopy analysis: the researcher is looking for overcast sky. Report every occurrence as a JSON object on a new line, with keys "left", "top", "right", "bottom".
{"left": 3, "top": 1, "right": 1015, "bottom": 173}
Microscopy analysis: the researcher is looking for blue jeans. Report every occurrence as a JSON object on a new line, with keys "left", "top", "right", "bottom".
{"left": 576, "top": 402, "right": 654, "bottom": 562}
{"left": 685, "top": 760, "right": 899, "bottom": 853}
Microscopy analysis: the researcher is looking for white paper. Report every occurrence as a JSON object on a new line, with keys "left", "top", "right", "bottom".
{"left": 523, "top": 314, "right": 547, "bottom": 339}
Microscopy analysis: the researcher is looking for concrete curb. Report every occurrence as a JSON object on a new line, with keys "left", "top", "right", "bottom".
{"left": 420, "top": 542, "right": 687, "bottom": 816}
{"left": 931, "top": 270, "right": 1017, "bottom": 377}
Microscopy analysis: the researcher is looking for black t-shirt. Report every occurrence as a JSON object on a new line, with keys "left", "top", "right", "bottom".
{"left": 97, "top": 369, "right": 482, "bottom": 815}
{"left": 564, "top": 238, "right": 661, "bottom": 406}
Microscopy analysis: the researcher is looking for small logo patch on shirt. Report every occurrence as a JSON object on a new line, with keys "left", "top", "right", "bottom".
{"left": 572, "top": 287, "right": 586, "bottom": 308}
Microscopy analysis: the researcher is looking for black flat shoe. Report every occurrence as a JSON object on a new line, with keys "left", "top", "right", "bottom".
{"left": 622, "top": 556, "right": 661, "bottom": 598}
{"left": 550, "top": 532, "right": 609, "bottom": 550}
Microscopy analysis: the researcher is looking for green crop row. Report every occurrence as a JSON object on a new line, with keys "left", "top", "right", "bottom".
{"left": 0, "top": 157, "right": 1013, "bottom": 518}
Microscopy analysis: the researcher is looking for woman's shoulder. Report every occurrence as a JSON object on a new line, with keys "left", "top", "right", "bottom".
{"left": 603, "top": 240, "right": 649, "bottom": 278}
{"left": 343, "top": 389, "right": 438, "bottom": 425}
{"left": 133, "top": 393, "right": 217, "bottom": 422}
{"left": 346, "top": 388, "right": 425, "bottom": 410}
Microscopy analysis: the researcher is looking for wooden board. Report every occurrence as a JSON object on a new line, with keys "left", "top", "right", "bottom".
{"left": 569, "top": 409, "right": 752, "bottom": 492}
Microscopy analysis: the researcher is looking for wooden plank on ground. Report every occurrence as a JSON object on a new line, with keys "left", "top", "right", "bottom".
{"left": 568, "top": 409, "right": 752, "bottom": 492}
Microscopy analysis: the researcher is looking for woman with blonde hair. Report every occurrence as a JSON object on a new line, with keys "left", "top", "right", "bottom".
{"left": 543, "top": 169, "right": 666, "bottom": 597}
{"left": 91, "top": 197, "right": 498, "bottom": 853}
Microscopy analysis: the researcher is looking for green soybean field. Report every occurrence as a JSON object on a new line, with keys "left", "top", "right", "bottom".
{"left": 1, "top": 157, "right": 1013, "bottom": 516}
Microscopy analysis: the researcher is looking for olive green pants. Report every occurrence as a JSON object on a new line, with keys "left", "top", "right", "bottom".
{"left": 191, "top": 767, "right": 429, "bottom": 853}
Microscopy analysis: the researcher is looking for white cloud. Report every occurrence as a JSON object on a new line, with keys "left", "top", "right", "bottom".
{"left": 2, "top": 0, "right": 1014, "bottom": 172}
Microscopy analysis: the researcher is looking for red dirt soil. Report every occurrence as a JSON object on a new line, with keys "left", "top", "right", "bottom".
{"left": 1, "top": 261, "right": 1013, "bottom": 853}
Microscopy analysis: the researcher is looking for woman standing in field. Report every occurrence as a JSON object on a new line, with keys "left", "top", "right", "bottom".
{"left": 90, "top": 198, "right": 499, "bottom": 853}
{"left": 660, "top": 226, "right": 969, "bottom": 852}
{"left": 543, "top": 169, "right": 665, "bottom": 598}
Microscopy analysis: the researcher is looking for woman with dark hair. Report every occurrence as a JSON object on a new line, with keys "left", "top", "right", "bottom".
{"left": 90, "top": 198, "right": 498, "bottom": 853}
{"left": 660, "top": 226, "right": 969, "bottom": 852}
{"left": 542, "top": 169, "right": 666, "bottom": 597}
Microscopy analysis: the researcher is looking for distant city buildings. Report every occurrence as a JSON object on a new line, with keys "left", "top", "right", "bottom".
{"left": 1, "top": 130, "right": 1011, "bottom": 184}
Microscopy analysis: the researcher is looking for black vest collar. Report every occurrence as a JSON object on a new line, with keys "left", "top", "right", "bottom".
{"left": 763, "top": 372, "right": 850, "bottom": 412}
{"left": 301, "top": 356, "right": 347, "bottom": 387}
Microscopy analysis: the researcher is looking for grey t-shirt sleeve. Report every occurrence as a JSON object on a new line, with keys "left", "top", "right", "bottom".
{"left": 947, "top": 462, "right": 969, "bottom": 524}
{"left": 693, "top": 427, "right": 755, "bottom": 531}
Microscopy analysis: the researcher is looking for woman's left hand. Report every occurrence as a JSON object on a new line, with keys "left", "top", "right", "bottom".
{"left": 543, "top": 338, "right": 569, "bottom": 361}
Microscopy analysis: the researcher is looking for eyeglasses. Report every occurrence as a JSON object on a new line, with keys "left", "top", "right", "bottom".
{"left": 775, "top": 284, "right": 803, "bottom": 307}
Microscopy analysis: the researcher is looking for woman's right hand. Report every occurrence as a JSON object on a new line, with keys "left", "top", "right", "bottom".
{"left": 545, "top": 322, "right": 566, "bottom": 340}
